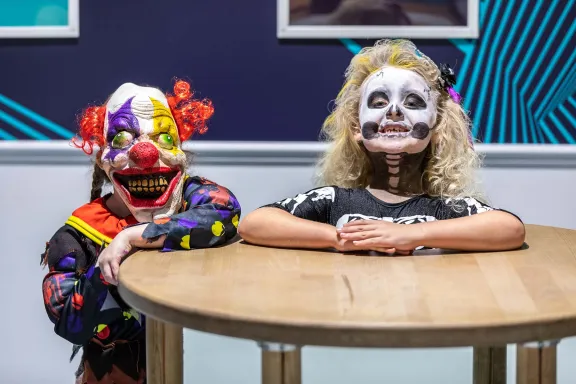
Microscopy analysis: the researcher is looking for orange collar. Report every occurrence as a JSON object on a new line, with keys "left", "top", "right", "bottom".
{"left": 65, "top": 195, "right": 138, "bottom": 245}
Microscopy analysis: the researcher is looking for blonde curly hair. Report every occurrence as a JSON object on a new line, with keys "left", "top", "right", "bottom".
{"left": 317, "top": 39, "right": 485, "bottom": 202}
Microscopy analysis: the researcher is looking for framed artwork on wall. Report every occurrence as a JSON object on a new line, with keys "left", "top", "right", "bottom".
{"left": 277, "top": 0, "right": 479, "bottom": 39}
{"left": 0, "top": 0, "right": 79, "bottom": 38}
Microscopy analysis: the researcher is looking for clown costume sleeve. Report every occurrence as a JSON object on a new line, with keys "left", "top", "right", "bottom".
{"left": 41, "top": 208, "right": 144, "bottom": 347}
{"left": 140, "top": 175, "right": 241, "bottom": 251}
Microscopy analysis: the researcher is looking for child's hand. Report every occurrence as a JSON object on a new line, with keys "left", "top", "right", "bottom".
{"left": 97, "top": 230, "right": 135, "bottom": 286}
{"left": 334, "top": 236, "right": 402, "bottom": 255}
{"left": 337, "top": 220, "right": 421, "bottom": 254}
{"left": 97, "top": 225, "right": 167, "bottom": 285}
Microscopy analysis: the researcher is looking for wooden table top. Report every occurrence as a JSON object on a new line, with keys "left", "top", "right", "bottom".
{"left": 118, "top": 224, "right": 576, "bottom": 348}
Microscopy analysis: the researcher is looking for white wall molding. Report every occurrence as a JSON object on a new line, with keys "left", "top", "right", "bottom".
{"left": 1, "top": 141, "right": 576, "bottom": 168}
{"left": 3, "top": 141, "right": 576, "bottom": 384}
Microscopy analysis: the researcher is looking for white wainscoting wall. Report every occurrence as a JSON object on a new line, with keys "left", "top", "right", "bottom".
{"left": 1, "top": 141, "right": 576, "bottom": 384}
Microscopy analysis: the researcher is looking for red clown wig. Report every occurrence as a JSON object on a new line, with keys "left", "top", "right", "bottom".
{"left": 72, "top": 80, "right": 214, "bottom": 155}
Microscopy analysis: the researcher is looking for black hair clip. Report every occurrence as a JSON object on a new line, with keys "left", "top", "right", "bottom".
{"left": 438, "top": 63, "right": 474, "bottom": 147}
{"left": 438, "top": 63, "right": 462, "bottom": 104}
{"left": 439, "top": 64, "right": 456, "bottom": 87}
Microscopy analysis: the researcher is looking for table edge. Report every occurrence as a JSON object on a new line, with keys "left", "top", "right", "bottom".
{"left": 118, "top": 283, "right": 576, "bottom": 348}
{"left": 118, "top": 224, "right": 576, "bottom": 347}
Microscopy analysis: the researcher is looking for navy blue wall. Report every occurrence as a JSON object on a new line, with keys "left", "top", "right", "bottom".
{"left": 0, "top": 0, "right": 574, "bottom": 143}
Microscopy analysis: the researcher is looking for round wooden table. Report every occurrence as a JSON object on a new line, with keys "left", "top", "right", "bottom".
{"left": 118, "top": 224, "right": 576, "bottom": 384}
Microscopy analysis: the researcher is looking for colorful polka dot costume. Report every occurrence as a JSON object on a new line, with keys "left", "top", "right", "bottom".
{"left": 41, "top": 175, "right": 240, "bottom": 383}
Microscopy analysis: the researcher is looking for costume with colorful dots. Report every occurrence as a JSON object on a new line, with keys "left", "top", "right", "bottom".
{"left": 41, "top": 175, "right": 240, "bottom": 383}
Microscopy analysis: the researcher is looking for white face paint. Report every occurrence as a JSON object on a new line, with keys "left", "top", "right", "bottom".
{"left": 357, "top": 66, "right": 437, "bottom": 154}
{"left": 100, "top": 83, "right": 187, "bottom": 222}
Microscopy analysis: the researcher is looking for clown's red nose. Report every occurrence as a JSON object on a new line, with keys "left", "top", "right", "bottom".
{"left": 129, "top": 142, "right": 159, "bottom": 168}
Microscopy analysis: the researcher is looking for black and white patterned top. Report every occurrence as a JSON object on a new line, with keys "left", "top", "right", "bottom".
{"left": 264, "top": 186, "right": 515, "bottom": 228}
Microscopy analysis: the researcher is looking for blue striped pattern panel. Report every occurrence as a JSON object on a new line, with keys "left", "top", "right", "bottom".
{"left": 342, "top": 0, "right": 576, "bottom": 144}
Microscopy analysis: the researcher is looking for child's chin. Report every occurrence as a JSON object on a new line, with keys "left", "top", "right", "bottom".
{"left": 363, "top": 138, "right": 409, "bottom": 154}
{"left": 363, "top": 137, "right": 429, "bottom": 155}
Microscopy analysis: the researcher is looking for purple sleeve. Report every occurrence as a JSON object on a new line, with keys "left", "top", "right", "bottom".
{"left": 42, "top": 259, "right": 110, "bottom": 345}
{"left": 141, "top": 176, "right": 241, "bottom": 251}
{"left": 41, "top": 227, "right": 112, "bottom": 345}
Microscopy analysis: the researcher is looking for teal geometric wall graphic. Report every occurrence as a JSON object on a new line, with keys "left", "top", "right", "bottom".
{"left": 0, "top": 127, "right": 17, "bottom": 140}
{"left": 0, "top": 0, "right": 573, "bottom": 143}
{"left": 0, "top": 93, "right": 73, "bottom": 141}
{"left": 340, "top": 0, "right": 576, "bottom": 144}
{"left": 340, "top": 38, "right": 362, "bottom": 55}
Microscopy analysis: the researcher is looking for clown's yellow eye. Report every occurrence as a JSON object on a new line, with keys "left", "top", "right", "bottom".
{"left": 112, "top": 131, "right": 134, "bottom": 149}
{"left": 158, "top": 133, "right": 174, "bottom": 150}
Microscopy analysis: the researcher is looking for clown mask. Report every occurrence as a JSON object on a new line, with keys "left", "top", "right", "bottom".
{"left": 356, "top": 66, "right": 438, "bottom": 155}
{"left": 99, "top": 83, "right": 187, "bottom": 222}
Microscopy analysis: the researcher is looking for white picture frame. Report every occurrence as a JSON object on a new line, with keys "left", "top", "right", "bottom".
{"left": 0, "top": 0, "right": 79, "bottom": 38}
{"left": 277, "top": 0, "right": 478, "bottom": 39}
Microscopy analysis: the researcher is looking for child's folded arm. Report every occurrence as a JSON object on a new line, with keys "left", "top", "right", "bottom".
{"left": 415, "top": 197, "right": 526, "bottom": 251}
{"left": 414, "top": 209, "right": 525, "bottom": 251}
{"left": 239, "top": 207, "right": 338, "bottom": 249}
{"left": 139, "top": 176, "right": 242, "bottom": 251}
{"left": 239, "top": 186, "right": 336, "bottom": 249}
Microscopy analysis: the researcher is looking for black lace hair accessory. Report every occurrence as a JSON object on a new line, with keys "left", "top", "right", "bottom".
{"left": 438, "top": 63, "right": 462, "bottom": 104}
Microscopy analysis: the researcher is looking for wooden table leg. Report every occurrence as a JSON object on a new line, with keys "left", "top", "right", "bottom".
{"left": 473, "top": 346, "right": 507, "bottom": 384}
{"left": 516, "top": 341, "right": 559, "bottom": 384}
{"left": 146, "top": 317, "right": 184, "bottom": 384}
{"left": 259, "top": 343, "right": 301, "bottom": 384}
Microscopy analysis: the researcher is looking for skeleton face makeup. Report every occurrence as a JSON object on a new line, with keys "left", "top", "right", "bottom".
{"left": 100, "top": 83, "right": 187, "bottom": 222}
{"left": 357, "top": 66, "right": 437, "bottom": 154}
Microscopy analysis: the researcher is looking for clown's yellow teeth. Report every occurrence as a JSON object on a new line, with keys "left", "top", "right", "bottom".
{"left": 127, "top": 177, "right": 169, "bottom": 187}
{"left": 113, "top": 171, "right": 179, "bottom": 199}
{"left": 128, "top": 186, "right": 167, "bottom": 193}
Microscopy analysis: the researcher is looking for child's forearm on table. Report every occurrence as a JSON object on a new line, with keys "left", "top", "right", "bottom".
{"left": 239, "top": 208, "right": 337, "bottom": 249}
{"left": 414, "top": 210, "right": 525, "bottom": 251}
{"left": 122, "top": 225, "right": 166, "bottom": 248}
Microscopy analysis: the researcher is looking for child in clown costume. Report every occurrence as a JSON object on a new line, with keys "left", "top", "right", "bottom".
{"left": 41, "top": 80, "right": 241, "bottom": 384}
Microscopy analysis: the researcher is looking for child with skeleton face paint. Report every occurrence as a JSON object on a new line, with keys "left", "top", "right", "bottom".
{"left": 239, "top": 39, "right": 524, "bottom": 255}
{"left": 40, "top": 80, "right": 241, "bottom": 384}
